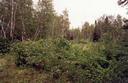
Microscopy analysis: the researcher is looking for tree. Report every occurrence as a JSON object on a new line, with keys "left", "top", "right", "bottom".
{"left": 81, "top": 22, "right": 94, "bottom": 40}
{"left": 92, "top": 15, "right": 123, "bottom": 42}
{"left": 70, "top": 28, "right": 81, "bottom": 41}
{"left": 113, "top": 20, "right": 128, "bottom": 82}
{"left": 61, "top": 9, "right": 70, "bottom": 36}
{"left": 0, "top": 0, "right": 15, "bottom": 40}
{"left": 33, "top": 0, "right": 54, "bottom": 40}
{"left": 50, "top": 9, "right": 70, "bottom": 39}
{"left": 0, "top": 0, "right": 34, "bottom": 41}
{"left": 14, "top": 0, "right": 34, "bottom": 41}
{"left": 93, "top": 21, "right": 101, "bottom": 42}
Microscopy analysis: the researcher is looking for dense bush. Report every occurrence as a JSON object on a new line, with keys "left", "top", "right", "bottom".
{"left": 11, "top": 37, "right": 117, "bottom": 82}
{"left": 0, "top": 37, "right": 10, "bottom": 54}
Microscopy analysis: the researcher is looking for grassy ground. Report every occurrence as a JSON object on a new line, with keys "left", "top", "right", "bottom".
{"left": 0, "top": 54, "right": 52, "bottom": 83}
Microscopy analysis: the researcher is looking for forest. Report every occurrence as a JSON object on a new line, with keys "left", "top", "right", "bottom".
{"left": 0, "top": 0, "right": 128, "bottom": 83}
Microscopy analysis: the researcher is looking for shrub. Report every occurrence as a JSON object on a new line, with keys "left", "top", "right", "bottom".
{"left": 11, "top": 38, "right": 117, "bottom": 82}
{"left": 11, "top": 40, "right": 53, "bottom": 67}
{"left": 0, "top": 37, "right": 10, "bottom": 54}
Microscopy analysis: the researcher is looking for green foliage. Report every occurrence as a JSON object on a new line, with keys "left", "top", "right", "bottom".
{"left": 11, "top": 37, "right": 118, "bottom": 82}
{"left": 112, "top": 27, "right": 128, "bottom": 82}
{"left": 100, "top": 33, "right": 112, "bottom": 43}
{"left": 0, "top": 37, "right": 10, "bottom": 54}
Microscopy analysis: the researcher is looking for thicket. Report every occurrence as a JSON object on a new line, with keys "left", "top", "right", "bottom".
{"left": 10, "top": 37, "right": 120, "bottom": 83}
{"left": 0, "top": 37, "right": 10, "bottom": 54}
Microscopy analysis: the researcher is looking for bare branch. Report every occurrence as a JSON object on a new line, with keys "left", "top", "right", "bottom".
{"left": 118, "top": 0, "right": 128, "bottom": 6}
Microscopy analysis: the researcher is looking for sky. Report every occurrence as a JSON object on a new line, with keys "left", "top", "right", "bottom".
{"left": 34, "top": 0, "right": 128, "bottom": 28}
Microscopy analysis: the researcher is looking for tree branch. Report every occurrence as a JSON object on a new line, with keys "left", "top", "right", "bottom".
{"left": 118, "top": 0, "right": 128, "bottom": 5}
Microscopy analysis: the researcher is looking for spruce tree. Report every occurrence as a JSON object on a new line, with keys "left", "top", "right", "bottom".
{"left": 114, "top": 20, "right": 128, "bottom": 82}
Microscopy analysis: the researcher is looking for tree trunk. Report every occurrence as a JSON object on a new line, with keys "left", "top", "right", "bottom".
{"left": 10, "top": 0, "right": 14, "bottom": 40}
{"left": 13, "top": 3, "right": 17, "bottom": 37}
{"left": 1, "top": 25, "right": 6, "bottom": 38}
{"left": 33, "top": 17, "right": 42, "bottom": 41}
{"left": 0, "top": 16, "right": 6, "bottom": 38}
{"left": 21, "top": 16, "right": 25, "bottom": 42}
{"left": 33, "top": 26, "right": 41, "bottom": 41}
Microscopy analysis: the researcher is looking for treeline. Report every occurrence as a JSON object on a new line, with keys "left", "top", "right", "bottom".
{"left": 0, "top": 0, "right": 124, "bottom": 42}
{"left": 0, "top": 0, "right": 69, "bottom": 41}
{"left": 68, "top": 15, "right": 123, "bottom": 42}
